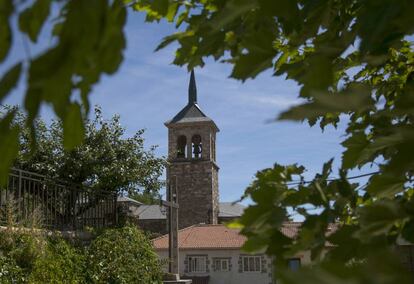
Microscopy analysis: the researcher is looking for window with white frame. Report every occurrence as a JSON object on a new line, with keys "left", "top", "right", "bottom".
{"left": 214, "top": 258, "right": 230, "bottom": 272}
{"left": 188, "top": 256, "right": 207, "bottom": 273}
{"left": 242, "top": 255, "right": 261, "bottom": 272}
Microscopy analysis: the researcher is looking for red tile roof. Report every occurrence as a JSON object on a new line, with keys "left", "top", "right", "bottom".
{"left": 153, "top": 222, "right": 305, "bottom": 250}
{"left": 153, "top": 224, "right": 245, "bottom": 250}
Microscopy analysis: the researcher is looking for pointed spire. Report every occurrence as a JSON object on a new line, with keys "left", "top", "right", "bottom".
{"left": 188, "top": 69, "right": 197, "bottom": 105}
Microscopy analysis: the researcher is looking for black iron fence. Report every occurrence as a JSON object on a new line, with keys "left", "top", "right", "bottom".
{"left": 0, "top": 168, "right": 117, "bottom": 230}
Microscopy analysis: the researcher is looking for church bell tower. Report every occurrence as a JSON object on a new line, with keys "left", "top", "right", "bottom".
{"left": 165, "top": 70, "right": 219, "bottom": 229}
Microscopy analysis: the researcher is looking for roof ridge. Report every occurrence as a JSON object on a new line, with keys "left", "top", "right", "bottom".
{"left": 219, "top": 202, "right": 244, "bottom": 205}
{"left": 181, "top": 225, "right": 194, "bottom": 246}
{"left": 196, "top": 223, "right": 228, "bottom": 227}
{"left": 151, "top": 224, "right": 198, "bottom": 241}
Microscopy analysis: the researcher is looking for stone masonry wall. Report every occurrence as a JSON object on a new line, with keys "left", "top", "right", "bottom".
{"left": 167, "top": 123, "right": 216, "bottom": 161}
{"left": 212, "top": 166, "right": 219, "bottom": 225}
{"left": 138, "top": 219, "right": 167, "bottom": 236}
{"left": 168, "top": 160, "right": 219, "bottom": 229}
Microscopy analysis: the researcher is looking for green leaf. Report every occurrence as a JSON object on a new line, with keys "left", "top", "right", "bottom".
{"left": 279, "top": 84, "right": 374, "bottom": 121}
{"left": 0, "top": 0, "right": 13, "bottom": 61}
{"left": 258, "top": 0, "right": 300, "bottom": 33}
{"left": 0, "top": 111, "right": 19, "bottom": 185}
{"left": 341, "top": 132, "right": 370, "bottom": 169}
{"left": 151, "top": 0, "right": 169, "bottom": 17}
{"left": 278, "top": 251, "right": 413, "bottom": 284}
{"left": 21, "top": 0, "right": 126, "bottom": 150}
{"left": 231, "top": 52, "right": 274, "bottom": 80}
{"left": 355, "top": 199, "right": 405, "bottom": 240}
{"left": 357, "top": 0, "right": 414, "bottom": 56}
{"left": 166, "top": 1, "right": 179, "bottom": 22}
{"left": 175, "top": 9, "right": 189, "bottom": 28}
{"left": 63, "top": 103, "right": 84, "bottom": 150}
{"left": 0, "top": 63, "right": 22, "bottom": 101}
{"left": 155, "top": 31, "right": 194, "bottom": 52}
{"left": 18, "top": 0, "right": 51, "bottom": 42}
{"left": 366, "top": 172, "right": 406, "bottom": 198}
{"left": 209, "top": 0, "right": 258, "bottom": 30}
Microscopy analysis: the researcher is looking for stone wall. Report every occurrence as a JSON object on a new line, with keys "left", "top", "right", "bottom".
{"left": 167, "top": 123, "right": 216, "bottom": 161}
{"left": 168, "top": 160, "right": 219, "bottom": 229}
{"left": 212, "top": 167, "right": 219, "bottom": 225}
{"left": 138, "top": 219, "right": 168, "bottom": 236}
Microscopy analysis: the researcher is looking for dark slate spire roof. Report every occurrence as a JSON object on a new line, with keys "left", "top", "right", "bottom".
{"left": 189, "top": 69, "right": 197, "bottom": 104}
{"left": 165, "top": 70, "right": 218, "bottom": 130}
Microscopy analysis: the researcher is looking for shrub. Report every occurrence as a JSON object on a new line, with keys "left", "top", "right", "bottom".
{"left": 0, "top": 229, "right": 86, "bottom": 283}
{"left": 0, "top": 229, "right": 46, "bottom": 272}
{"left": 0, "top": 255, "right": 26, "bottom": 283}
{"left": 87, "top": 226, "right": 162, "bottom": 284}
{"left": 29, "top": 236, "right": 86, "bottom": 283}
{"left": 0, "top": 225, "right": 162, "bottom": 283}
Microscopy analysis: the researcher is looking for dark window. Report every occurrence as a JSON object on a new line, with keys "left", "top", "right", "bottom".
{"left": 214, "top": 258, "right": 230, "bottom": 272}
{"left": 177, "top": 135, "right": 187, "bottom": 158}
{"left": 191, "top": 135, "right": 202, "bottom": 159}
{"left": 188, "top": 256, "right": 207, "bottom": 273}
{"left": 241, "top": 256, "right": 261, "bottom": 272}
{"left": 288, "top": 258, "right": 301, "bottom": 271}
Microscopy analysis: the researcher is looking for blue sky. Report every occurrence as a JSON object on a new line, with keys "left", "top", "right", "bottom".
{"left": 3, "top": 10, "right": 352, "bottom": 204}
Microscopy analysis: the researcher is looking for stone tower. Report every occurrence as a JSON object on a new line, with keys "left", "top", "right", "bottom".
{"left": 165, "top": 70, "right": 219, "bottom": 229}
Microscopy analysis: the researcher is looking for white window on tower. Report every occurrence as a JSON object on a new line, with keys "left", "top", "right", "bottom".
{"left": 214, "top": 258, "right": 230, "bottom": 272}
{"left": 188, "top": 256, "right": 207, "bottom": 273}
{"left": 242, "top": 255, "right": 262, "bottom": 272}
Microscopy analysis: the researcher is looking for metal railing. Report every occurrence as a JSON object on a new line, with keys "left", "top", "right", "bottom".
{"left": 0, "top": 168, "right": 117, "bottom": 230}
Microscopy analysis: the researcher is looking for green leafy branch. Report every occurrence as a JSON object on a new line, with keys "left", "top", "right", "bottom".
{"left": 0, "top": 0, "right": 127, "bottom": 184}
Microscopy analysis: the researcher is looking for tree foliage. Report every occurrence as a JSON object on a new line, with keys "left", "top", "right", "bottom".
{"left": 1, "top": 105, "right": 165, "bottom": 194}
{"left": 129, "top": 0, "right": 414, "bottom": 282}
{"left": 129, "top": 190, "right": 161, "bottom": 205}
{"left": 0, "top": 0, "right": 127, "bottom": 183}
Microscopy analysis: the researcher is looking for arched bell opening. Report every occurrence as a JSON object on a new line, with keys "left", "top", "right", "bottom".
{"left": 192, "top": 134, "right": 202, "bottom": 159}
{"left": 177, "top": 135, "right": 187, "bottom": 158}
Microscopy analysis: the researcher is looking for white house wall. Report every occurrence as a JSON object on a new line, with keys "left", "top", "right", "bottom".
{"left": 157, "top": 249, "right": 273, "bottom": 284}
{"left": 156, "top": 249, "right": 315, "bottom": 284}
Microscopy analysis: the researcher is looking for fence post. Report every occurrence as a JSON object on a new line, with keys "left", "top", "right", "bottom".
{"left": 18, "top": 169, "right": 22, "bottom": 223}
{"left": 114, "top": 194, "right": 118, "bottom": 226}
{"left": 72, "top": 190, "right": 76, "bottom": 230}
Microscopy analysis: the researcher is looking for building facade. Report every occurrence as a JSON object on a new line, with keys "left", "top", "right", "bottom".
{"left": 154, "top": 224, "right": 310, "bottom": 284}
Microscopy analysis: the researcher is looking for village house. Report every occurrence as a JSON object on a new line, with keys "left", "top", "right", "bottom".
{"left": 153, "top": 223, "right": 308, "bottom": 284}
